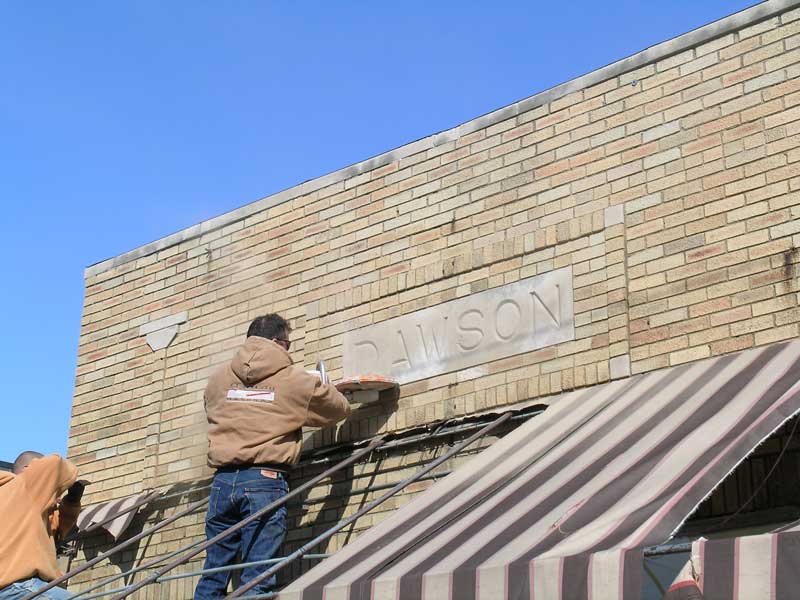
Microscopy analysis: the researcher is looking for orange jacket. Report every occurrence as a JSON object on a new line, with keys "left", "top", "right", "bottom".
{"left": 0, "top": 455, "right": 81, "bottom": 588}
{"left": 205, "top": 336, "right": 351, "bottom": 468}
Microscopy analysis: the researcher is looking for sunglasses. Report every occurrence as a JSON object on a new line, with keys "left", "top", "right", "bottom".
{"left": 274, "top": 338, "right": 291, "bottom": 351}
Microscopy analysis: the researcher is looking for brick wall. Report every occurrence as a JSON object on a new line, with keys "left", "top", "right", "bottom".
{"left": 67, "top": 5, "right": 800, "bottom": 596}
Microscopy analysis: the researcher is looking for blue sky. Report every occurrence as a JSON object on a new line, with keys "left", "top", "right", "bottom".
{"left": 0, "top": 0, "right": 756, "bottom": 461}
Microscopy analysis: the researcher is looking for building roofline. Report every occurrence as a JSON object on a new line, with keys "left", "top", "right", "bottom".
{"left": 85, "top": 0, "right": 799, "bottom": 279}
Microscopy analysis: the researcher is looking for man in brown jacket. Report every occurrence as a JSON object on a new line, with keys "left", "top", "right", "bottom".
{"left": 195, "top": 313, "right": 351, "bottom": 599}
{"left": 0, "top": 452, "right": 84, "bottom": 599}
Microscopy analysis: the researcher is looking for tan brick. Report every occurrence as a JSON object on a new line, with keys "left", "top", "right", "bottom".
{"left": 670, "top": 345, "right": 711, "bottom": 365}
{"left": 754, "top": 323, "right": 799, "bottom": 345}
{"left": 710, "top": 334, "right": 754, "bottom": 355}
{"left": 688, "top": 296, "right": 731, "bottom": 318}
{"left": 726, "top": 229, "right": 770, "bottom": 251}
{"left": 753, "top": 295, "right": 797, "bottom": 316}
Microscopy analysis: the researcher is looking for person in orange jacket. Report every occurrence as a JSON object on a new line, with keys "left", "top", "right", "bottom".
{"left": 0, "top": 452, "right": 84, "bottom": 599}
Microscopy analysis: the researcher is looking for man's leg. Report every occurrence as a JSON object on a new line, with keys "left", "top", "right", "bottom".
{"left": 194, "top": 473, "right": 242, "bottom": 600}
{"left": 237, "top": 473, "right": 288, "bottom": 593}
{"left": 0, "top": 578, "right": 71, "bottom": 599}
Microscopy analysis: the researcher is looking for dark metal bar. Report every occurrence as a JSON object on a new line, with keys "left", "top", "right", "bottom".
{"left": 21, "top": 498, "right": 209, "bottom": 600}
{"left": 158, "top": 482, "right": 213, "bottom": 502}
{"left": 644, "top": 541, "right": 692, "bottom": 557}
{"left": 65, "top": 537, "right": 210, "bottom": 600}
{"left": 301, "top": 470, "right": 452, "bottom": 507}
{"left": 229, "top": 412, "right": 512, "bottom": 598}
{"left": 74, "top": 584, "right": 132, "bottom": 600}
{"left": 109, "top": 437, "right": 386, "bottom": 600}
{"left": 159, "top": 553, "right": 328, "bottom": 582}
{"left": 71, "top": 555, "right": 330, "bottom": 600}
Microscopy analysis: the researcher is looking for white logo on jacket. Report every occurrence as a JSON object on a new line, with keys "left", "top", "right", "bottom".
{"left": 226, "top": 388, "right": 275, "bottom": 403}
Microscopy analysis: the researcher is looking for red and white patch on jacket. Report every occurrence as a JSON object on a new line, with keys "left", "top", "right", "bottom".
{"left": 226, "top": 388, "right": 275, "bottom": 403}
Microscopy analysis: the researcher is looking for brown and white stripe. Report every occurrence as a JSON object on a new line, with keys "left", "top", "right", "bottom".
{"left": 694, "top": 524, "right": 800, "bottom": 600}
{"left": 279, "top": 340, "right": 800, "bottom": 600}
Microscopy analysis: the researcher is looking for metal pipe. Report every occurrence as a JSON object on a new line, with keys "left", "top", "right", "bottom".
{"left": 21, "top": 498, "right": 209, "bottom": 600}
{"left": 63, "top": 486, "right": 215, "bottom": 598}
{"left": 65, "top": 537, "right": 210, "bottom": 600}
{"left": 301, "top": 470, "right": 452, "bottom": 507}
{"left": 158, "top": 482, "right": 213, "bottom": 502}
{"left": 229, "top": 412, "right": 512, "bottom": 598}
{"left": 74, "top": 585, "right": 133, "bottom": 600}
{"left": 158, "top": 554, "right": 329, "bottom": 582}
{"left": 644, "top": 541, "right": 692, "bottom": 556}
{"left": 109, "top": 437, "right": 386, "bottom": 600}
{"left": 72, "top": 555, "right": 329, "bottom": 600}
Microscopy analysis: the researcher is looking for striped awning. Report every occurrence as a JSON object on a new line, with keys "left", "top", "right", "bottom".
{"left": 689, "top": 523, "right": 800, "bottom": 599}
{"left": 280, "top": 340, "right": 800, "bottom": 600}
{"left": 76, "top": 491, "right": 156, "bottom": 540}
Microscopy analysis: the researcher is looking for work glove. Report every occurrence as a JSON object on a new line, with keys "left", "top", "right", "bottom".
{"left": 65, "top": 480, "right": 87, "bottom": 504}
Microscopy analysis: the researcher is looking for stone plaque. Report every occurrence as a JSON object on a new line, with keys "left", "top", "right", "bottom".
{"left": 343, "top": 267, "right": 574, "bottom": 384}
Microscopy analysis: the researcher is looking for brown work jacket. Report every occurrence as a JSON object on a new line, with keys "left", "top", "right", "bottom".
{"left": 205, "top": 336, "right": 351, "bottom": 468}
{"left": 0, "top": 455, "right": 81, "bottom": 588}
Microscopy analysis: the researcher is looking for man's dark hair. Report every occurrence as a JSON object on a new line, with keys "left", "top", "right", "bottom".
{"left": 13, "top": 450, "right": 43, "bottom": 474}
{"left": 247, "top": 314, "right": 291, "bottom": 340}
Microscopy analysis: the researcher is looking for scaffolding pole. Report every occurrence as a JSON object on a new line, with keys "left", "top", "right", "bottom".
{"left": 70, "top": 555, "right": 329, "bottom": 600}
{"left": 65, "top": 537, "right": 210, "bottom": 600}
{"left": 229, "top": 412, "right": 512, "bottom": 598}
{"left": 107, "top": 436, "right": 386, "bottom": 600}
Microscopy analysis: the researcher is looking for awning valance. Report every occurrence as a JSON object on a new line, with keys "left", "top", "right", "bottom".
{"left": 280, "top": 340, "right": 800, "bottom": 600}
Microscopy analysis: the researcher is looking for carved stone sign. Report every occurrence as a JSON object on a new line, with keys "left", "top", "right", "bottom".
{"left": 343, "top": 267, "right": 574, "bottom": 384}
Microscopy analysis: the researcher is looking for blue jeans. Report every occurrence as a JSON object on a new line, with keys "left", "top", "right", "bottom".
{"left": 194, "top": 468, "right": 288, "bottom": 599}
{"left": 0, "top": 578, "right": 71, "bottom": 599}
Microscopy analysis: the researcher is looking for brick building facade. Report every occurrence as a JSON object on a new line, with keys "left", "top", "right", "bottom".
{"left": 67, "top": 1, "right": 800, "bottom": 597}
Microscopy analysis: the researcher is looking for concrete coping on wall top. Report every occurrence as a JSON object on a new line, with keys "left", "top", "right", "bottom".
{"left": 84, "top": 0, "right": 800, "bottom": 280}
